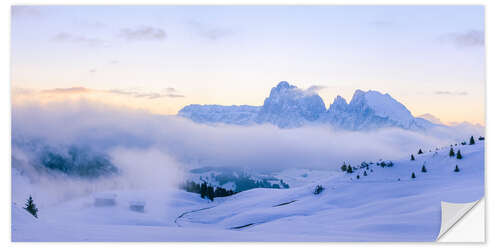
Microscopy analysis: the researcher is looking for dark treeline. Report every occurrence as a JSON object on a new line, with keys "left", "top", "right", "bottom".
{"left": 182, "top": 181, "right": 236, "bottom": 201}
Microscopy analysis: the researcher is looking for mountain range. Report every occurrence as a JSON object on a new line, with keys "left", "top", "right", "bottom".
{"left": 178, "top": 81, "right": 436, "bottom": 130}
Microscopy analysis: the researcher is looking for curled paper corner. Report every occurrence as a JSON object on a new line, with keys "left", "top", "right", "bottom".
{"left": 436, "top": 199, "right": 483, "bottom": 241}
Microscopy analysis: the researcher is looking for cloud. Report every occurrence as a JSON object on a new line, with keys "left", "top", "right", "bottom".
{"left": 41, "top": 87, "right": 91, "bottom": 94}
{"left": 417, "top": 113, "right": 444, "bottom": 125}
{"left": 108, "top": 88, "right": 184, "bottom": 99}
{"left": 12, "top": 100, "right": 483, "bottom": 173}
{"left": 34, "top": 87, "right": 184, "bottom": 99}
{"left": 51, "top": 32, "right": 109, "bottom": 47}
{"left": 441, "top": 30, "right": 484, "bottom": 48}
{"left": 73, "top": 19, "right": 106, "bottom": 29}
{"left": 370, "top": 20, "right": 395, "bottom": 28}
{"left": 307, "top": 85, "right": 328, "bottom": 92}
{"left": 11, "top": 6, "right": 42, "bottom": 18}
{"left": 434, "top": 91, "right": 468, "bottom": 96}
{"left": 118, "top": 26, "right": 166, "bottom": 41}
{"left": 188, "top": 20, "right": 234, "bottom": 40}
{"left": 11, "top": 100, "right": 484, "bottom": 204}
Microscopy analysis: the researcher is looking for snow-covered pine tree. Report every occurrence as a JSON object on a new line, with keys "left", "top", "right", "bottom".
{"left": 469, "top": 136, "right": 475, "bottom": 145}
{"left": 449, "top": 147, "right": 455, "bottom": 157}
{"left": 411, "top": 172, "right": 416, "bottom": 179}
{"left": 24, "top": 195, "right": 38, "bottom": 218}
{"left": 410, "top": 154, "right": 415, "bottom": 161}
{"left": 456, "top": 150, "right": 463, "bottom": 159}
{"left": 454, "top": 165, "right": 460, "bottom": 172}
{"left": 347, "top": 165, "right": 353, "bottom": 173}
{"left": 418, "top": 149, "right": 423, "bottom": 154}
{"left": 421, "top": 165, "right": 427, "bottom": 173}
{"left": 340, "top": 162, "right": 347, "bottom": 172}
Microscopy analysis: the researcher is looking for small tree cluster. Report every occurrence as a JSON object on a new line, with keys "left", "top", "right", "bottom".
{"left": 182, "top": 181, "right": 235, "bottom": 201}
{"left": 379, "top": 161, "right": 394, "bottom": 168}
{"left": 346, "top": 165, "right": 353, "bottom": 173}
{"left": 24, "top": 195, "right": 38, "bottom": 218}
{"left": 313, "top": 185, "right": 324, "bottom": 195}
{"left": 280, "top": 179, "right": 290, "bottom": 189}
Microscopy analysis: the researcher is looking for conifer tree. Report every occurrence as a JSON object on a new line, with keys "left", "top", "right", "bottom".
{"left": 340, "top": 162, "right": 347, "bottom": 172}
{"left": 469, "top": 136, "right": 475, "bottom": 145}
{"left": 454, "top": 165, "right": 460, "bottom": 172}
{"left": 200, "top": 182, "right": 207, "bottom": 199}
{"left": 356, "top": 175, "right": 360, "bottom": 179}
{"left": 313, "top": 185, "right": 324, "bottom": 195}
{"left": 207, "top": 185, "right": 215, "bottom": 201}
{"left": 421, "top": 165, "right": 427, "bottom": 173}
{"left": 411, "top": 172, "right": 416, "bottom": 179}
{"left": 456, "top": 150, "right": 463, "bottom": 159}
{"left": 24, "top": 195, "right": 38, "bottom": 218}
{"left": 347, "top": 165, "right": 353, "bottom": 173}
{"left": 449, "top": 147, "right": 455, "bottom": 157}
{"left": 363, "top": 171, "right": 367, "bottom": 176}
{"left": 410, "top": 154, "right": 415, "bottom": 161}
{"left": 418, "top": 149, "right": 423, "bottom": 154}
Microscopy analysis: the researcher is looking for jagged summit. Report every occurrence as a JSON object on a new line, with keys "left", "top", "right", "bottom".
{"left": 178, "top": 81, "right": 438, "bottom": 130}
{"left": 327, "top": 89, "right": 415, "bottom": 129}
{"left": 256, "top": 81, "right": 326, "bottom": 128}
{"left": 329, "top": 95, "right": 348, "bottom": 113}
{"left": 276, "top": 81, "right": 294, "bottom": 90}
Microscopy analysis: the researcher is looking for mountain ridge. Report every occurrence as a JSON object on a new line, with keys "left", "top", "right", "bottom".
{"left": 178, "top": 81, "right": 437, "bottom": 130}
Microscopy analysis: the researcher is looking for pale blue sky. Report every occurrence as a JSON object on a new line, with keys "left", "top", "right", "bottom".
{"left": 11, "top": 5, "right": 485, "bottom": 124}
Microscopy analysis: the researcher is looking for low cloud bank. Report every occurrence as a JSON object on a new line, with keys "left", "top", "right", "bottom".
{"left": 11, "top": 100, "right": 483, "bottom": 204}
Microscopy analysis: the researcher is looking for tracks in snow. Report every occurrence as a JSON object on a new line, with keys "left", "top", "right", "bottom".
{"left": 175, "top": 199, "right": 299, "bottom": 230}
{"left": 174, "top": 206, "right": 216, "bottom": 227}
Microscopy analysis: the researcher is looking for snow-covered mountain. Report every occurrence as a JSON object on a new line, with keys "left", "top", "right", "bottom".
{"left": 178, "top": 104, "right": 259, "bottom": 125}
{"left": 178, "top": 81, "right": 437, "bottom": 130}
{"left": 324, "top": 90, "right": 434, "bottom": 130}
{"left": 256, "top": 81, "right": 326, "bottom": 128}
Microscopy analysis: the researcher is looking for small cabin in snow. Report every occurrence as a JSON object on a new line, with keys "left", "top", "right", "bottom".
{"left": 94, "top": 193, "right": 117, "bottom": 207}
{"left": 129, "top": 201, "right": 145, "bottom": 213}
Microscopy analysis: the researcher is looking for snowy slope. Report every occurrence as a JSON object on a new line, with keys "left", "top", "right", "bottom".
{"left": 12, "top": 141, "right": 484, "bottom": 241}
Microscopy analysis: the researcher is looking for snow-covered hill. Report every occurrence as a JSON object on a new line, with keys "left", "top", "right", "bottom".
{"left": 12, "top": 140, "right": 484, "bottom": 241}
{"left": 178, "top": 81, "right": 438, "bottom": 130}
